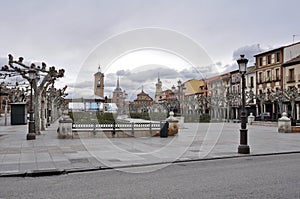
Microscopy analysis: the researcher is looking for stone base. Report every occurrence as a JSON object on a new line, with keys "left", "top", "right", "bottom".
{"left": 238, "top": 145, "right": 250, "bottom": 154}
{"left": 26, "top": 133, "right": 36, "bottom": 140}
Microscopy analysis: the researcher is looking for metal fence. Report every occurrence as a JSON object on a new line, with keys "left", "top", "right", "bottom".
{"left": 72, "top": 121, "right": 165, "bottom": 135}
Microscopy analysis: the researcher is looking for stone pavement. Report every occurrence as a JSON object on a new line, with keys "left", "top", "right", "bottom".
{"left": 1, "top": 115, "right": 300, "bottom": 176}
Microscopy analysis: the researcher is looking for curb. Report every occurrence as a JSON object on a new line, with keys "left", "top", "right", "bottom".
{"left": 1, "top": 151, "right": 300, "bottom": 178}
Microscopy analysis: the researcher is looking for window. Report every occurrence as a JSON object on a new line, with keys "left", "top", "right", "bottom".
{"left": 275, "top": 68, "right": 280, "bottom": 80}
{"left": 288, "top": 68, "right": 295, "bottom": 82}
{"left": 259, "top": 57, "right": 263, "bottom": 66}
{"left": 258, "top": 72, "right": 263, "bottom": 83}
{"left": 266, "top": 70, "right": 271, "bottom": 82}
{"left": 97, "top": 80, "right": 101, "bottom": 87}
{"left": 267, "top": 55, "right": 271, "bottom": 65}
{"left": 250, "top": 76, "right": 254, "bottom": 88}
{"left": 276, "top": 52, "right": 281, "bottom": 62}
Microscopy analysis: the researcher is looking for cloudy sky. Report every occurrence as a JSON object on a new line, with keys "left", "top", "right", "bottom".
{"left": 1, "top": 0, "right": 300, "bottom": 100}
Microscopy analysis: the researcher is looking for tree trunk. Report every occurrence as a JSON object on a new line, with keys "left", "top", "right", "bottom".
{"left": 260, "top": 101, "right": 264, "bottom": 120}
{"left": 34, "top": 89, "right": 42, "bottom": 135}
{"left": 278, "top": 102, "right": 283, "bottom": 115}
{"left": 51, "top": 100, "right": 55, "bottom": 123}
{"left": 291, "top": 100, "right": 295, "bottom": 119}
{"left": 40, "top": 92, "right": 46, "bottom": 131}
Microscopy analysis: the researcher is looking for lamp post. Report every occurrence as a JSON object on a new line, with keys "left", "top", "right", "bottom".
{"left": 26, "top": 68, "right": 36, "bottom": 140}
{"left": 237, "top": 55, "right": 250, "bottom": 154}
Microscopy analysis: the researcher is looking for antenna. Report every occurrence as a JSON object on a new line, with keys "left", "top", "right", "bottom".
{"left": 293, "top": 34, "right": 299, "bottom": 43}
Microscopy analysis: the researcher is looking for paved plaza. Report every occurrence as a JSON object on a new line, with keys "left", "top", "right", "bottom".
{"left": 1, "top": 115, "right": 300, "bottom": 176}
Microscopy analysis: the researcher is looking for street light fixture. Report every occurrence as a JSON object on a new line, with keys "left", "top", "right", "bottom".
{"left": 237, "top": 54, "right": 250, "bottom": 154}
{"left": 26, "top": 68, "right": 36, "bottom": 140}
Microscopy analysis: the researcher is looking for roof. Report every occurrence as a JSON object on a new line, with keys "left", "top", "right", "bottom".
{"left": 183, "top": 79, "right": 206, "bottom": 95}
{"left": 246, "top": 66, "right": 256, "bottom": 74}
{"left": 282, "top": 55, "right": 300, "bottom": 67}
{"left": 136, "top": 90, "right": 153, "bottom": 100}
{"left": 254, "top": 41, "right": 300, "bottom": 57}
{"left": 94, "top": 71, "right": 104, "bottom": 76}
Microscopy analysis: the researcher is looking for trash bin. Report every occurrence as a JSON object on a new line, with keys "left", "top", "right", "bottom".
{"left": 160, "top": 121, "right": 169, "bottom": 138}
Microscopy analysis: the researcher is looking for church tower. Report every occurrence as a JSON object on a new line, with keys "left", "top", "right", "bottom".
{"left": 94, "top": 66, "right": 104, "bottom": 98}
{"left": 112, "top": 77, "right": 124, "bottom": 111}
{"left": 155, "top": 73, "right": 163, "bottom": 103}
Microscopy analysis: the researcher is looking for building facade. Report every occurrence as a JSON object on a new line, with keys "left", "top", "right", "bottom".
{"left": 282, "top": 55, "right": 300, "bottom": 120}
{"left": 129, "top": 89, "right": 154, "bottom": 113}
{"left": 254, "top": 47, "right": 284, "bottom": 119}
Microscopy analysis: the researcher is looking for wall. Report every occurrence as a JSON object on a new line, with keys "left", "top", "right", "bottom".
{"left": 284, "top": 43, "right": 300, "bottom": 62}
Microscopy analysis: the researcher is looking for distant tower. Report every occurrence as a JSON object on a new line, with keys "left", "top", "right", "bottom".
{"left": 94, "top": 66, "right": 104, "bottom": 98}
{"left": 112, "top": 77, "right": 124, "bottom": 110}
{"left": 155, "top": 73, "right": 163, "bottom": 102}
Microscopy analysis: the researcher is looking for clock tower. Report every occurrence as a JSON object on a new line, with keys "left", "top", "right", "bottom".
{"left": 94, "top": 66, "right": 104, "bottom": 98}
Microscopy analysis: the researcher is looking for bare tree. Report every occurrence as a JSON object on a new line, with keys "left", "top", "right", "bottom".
{"left": 284, "top": 86, "right": 299, "bottom": 120}
{"left": 1, "top": 54, "right": 65, "bottom": 134}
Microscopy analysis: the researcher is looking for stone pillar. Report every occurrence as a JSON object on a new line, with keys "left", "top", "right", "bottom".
{"left": 167, "top": 111, "right": 179, "bottom": 136}
{"left": 248, "top": 113, "right": 255, "bottom": 125}
{"left": 58, "top": 110, "right": 73, "bottom": 138}
{"left": 278, "top": 112, "right": 291, "bottom": 133}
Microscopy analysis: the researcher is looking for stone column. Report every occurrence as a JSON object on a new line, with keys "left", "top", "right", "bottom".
{"left": 278, "top": 112, "right": 291, "bottom": 133}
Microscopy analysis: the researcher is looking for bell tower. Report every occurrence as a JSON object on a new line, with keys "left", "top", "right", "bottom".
{"left": 94, "top": 66, "right": 104, "bottom": 98}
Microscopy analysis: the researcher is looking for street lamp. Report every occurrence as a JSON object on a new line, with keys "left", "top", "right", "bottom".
{"left": 237, "top": 54, "right": 250, "bottom": 154}
{"left": 26, "top": 68, "right": 36, "bottom": 140}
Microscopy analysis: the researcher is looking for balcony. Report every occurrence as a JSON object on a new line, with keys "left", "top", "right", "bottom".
{"left": 265, "top": 76, "right": 271, "bottom": 83}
